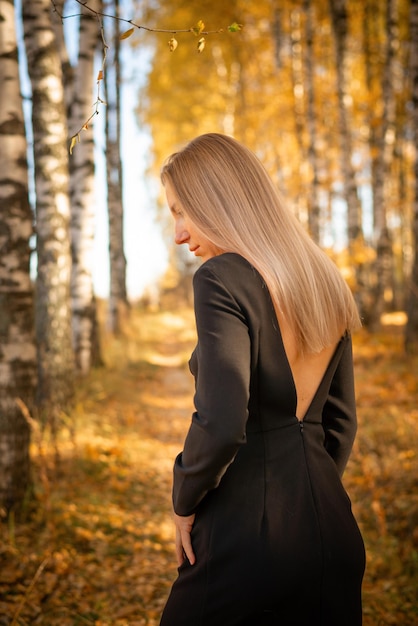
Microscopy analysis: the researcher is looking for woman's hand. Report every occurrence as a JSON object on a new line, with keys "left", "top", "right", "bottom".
{"left": 174, "top": 512, "right": 196, "bottom": 566}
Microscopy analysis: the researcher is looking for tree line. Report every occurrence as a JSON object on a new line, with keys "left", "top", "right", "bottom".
{"left": 0, "top": 0, "right": 417, "bottom": 515}
{"left": 141, "top": 0, "right": 418, "bottom": 338}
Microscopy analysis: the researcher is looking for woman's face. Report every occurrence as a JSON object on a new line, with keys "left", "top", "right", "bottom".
{"left": 165, "top": 180, "right": 224, "bottom": 263}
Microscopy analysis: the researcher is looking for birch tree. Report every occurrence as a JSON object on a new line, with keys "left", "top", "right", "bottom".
{"left": 303, "top": 0, "right": 321, "bottom": 243}
{"left": 369, "top": 0, "right": 399, "bottom": 328}
{"left": 68, "top": 0, "right": 103, "bottom": 372}
{"left": 328, "top": 0, "right": 363, "bottom": 246}
{"left": 22, "top": 0, "right": 75, "bottom": 421}
{"left": 104, "top": 0, "right": 128, "bottom": 334}
{"left": 405, "top": 0, "right": 418, "bottom": 353}
{"left": 289, "top": 7, "right": 309, "bottom": 224}
{"left": 0, "top": 0, "right": 36, "bottom": 513}
{"left": 50, "top": 0, "right": 74, "bottom": 108}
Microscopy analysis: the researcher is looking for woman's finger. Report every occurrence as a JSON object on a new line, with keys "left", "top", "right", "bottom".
{"left": 175, "top": 527, "right": 185, "bottom": 566}
{"left": 180, "top": 527, "right": 196, "bottom": 565}
{"left": 174, "top": 513, "right": 196, "bottom": 566}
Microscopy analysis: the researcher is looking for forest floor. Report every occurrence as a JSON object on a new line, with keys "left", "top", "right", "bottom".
{"left": 1, "top": 305, "right": 418, "bottom": 625}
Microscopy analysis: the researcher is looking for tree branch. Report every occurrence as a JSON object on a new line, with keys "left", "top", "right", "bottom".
{"left": 51, "top": 0, "right": 238, "bottom": 36}
{"left": 50, "top": 0, "right": 242, "bottom": 151}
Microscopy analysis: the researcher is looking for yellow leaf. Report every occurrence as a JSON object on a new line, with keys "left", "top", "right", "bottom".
{"left": 227, "top": 22, "right": 243, "bottom": 32}
{"left": 197, "top": 37, "right": 205, "bottom": 53}
{"left": 69, "top": 134, "right": 79, "bottom": 155}
{"left": 97, "top": 70, "right": 103, "bottom": 81}
{"left": 120, "top": 27, "right": 134, "bottom": 40}
{"left": 168, "top": 37, "right": 178, "bottom": 52}
{"left": 192, "top": 19, "right": 205, "bottom": 35}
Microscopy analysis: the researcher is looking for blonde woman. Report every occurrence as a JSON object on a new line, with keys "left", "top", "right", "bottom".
{"left": 160, "top": 134, "right": 365, "bottom": 626}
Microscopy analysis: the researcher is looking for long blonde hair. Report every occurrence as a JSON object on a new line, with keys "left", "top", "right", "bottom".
{"left": 161, "top": 133, "right": 361, "bottom": 354}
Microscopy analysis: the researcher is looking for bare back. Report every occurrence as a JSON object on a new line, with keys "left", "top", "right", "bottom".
{"left": 276, "top": 310, "right": 340, "bottom": 421}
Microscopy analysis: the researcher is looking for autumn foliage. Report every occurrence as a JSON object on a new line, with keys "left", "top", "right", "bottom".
{"left": 0, "top": 307, "right": 417, "bottom": 625}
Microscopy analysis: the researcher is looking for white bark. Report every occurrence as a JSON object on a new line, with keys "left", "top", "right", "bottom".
{"left": 369, "top": 0, "right": 398, "bottom": 327}
{"left": 105, "top": 1, "right": 128, "bottom": 334}
{"left": 0, "top": 0, "right": 36, "bottom": 512}
{"left": 22, "top": 0, "right": 75, "bottom": 412}
{"left": 329, "top": 0, "right": 363, "bottom": 243}
{"left": 69, "top": 0, "right": 102, "bottom": 373}
{"left": 303, "top": 0, "right": 321, "bottom": 243}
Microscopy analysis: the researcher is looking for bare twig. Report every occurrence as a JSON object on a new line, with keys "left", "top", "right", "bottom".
{"left": 50, "top": 0, "right": 242, "bottom": 151}
{"left": 10, "top": 556, "right": 50, "bottom": 626}
{"left": 69, "top": 11, "right": 109, "bottom": 154}
{"left": 52, "top": 0, "right": 230, "bottom": 35}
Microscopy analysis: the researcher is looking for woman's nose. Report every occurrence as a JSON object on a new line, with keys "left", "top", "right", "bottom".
{"left": 175, "top": 222, "right": 189, "bottom": 245}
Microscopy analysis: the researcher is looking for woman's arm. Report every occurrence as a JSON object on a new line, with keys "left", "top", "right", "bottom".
{"left": 322, "top": 335, "right": 358, "bottom": 476}
{"left": 173, "top": 263, "right": 252, "bottom": 516}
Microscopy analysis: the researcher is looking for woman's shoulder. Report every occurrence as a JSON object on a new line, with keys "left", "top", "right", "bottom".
{"left": 193, "top": 253, "right": 266, "bottom": 306}
{"left": 194, "top": 252, "right": 256, "bottom": 282}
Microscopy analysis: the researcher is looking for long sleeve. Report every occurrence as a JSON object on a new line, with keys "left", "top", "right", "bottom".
{"left": 172, "top": 264, "right": 252, "bottom": 516}
{"left": 322, "top": 335, "right": 358, "bottom": 476}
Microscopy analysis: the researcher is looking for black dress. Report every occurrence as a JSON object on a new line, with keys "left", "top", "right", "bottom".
{"left": 160, "top": 253, "right": 365, "bottom": 626}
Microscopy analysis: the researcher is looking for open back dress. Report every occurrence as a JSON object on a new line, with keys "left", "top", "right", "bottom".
{"left": 160, "top": 253, "right": 365, "bottom": 626}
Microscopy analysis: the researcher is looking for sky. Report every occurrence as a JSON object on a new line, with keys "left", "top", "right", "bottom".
{"left": 16, "top": 0, "right": 169, "bottom": 300}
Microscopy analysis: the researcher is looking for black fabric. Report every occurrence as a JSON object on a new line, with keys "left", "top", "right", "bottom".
{"left": 160, "top": 253, "right": 365, "bottom": 626}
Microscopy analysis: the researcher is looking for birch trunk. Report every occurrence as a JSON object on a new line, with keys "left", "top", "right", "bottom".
{"left": 22, "top": 0, "right": 75, "bottom": 417}
{"left": 405, "top": 0, "right": 418, "bottom": 353}
{"left": 50, "top": 0, "right": 74, "bottom": 114}
{"left": 329, "top": 0, "right": 363, "bottom": 244}
{"left": 290, "top": 7, "right": 308, "bottom": 225}
{"left": 69, "top": 0, "right": 103, "bottom": 373}
{"left": 361, "top": 0, "right": 381, "bottom": 320}
{"left": 303, "top": 0, "right": 321, "bottom": 243}
{"left": 105, "top": 0, "right": 128, "bottom": 334}
{"left": 368, "top": 0, "right": 398, "bottom": 329}
{"left": 0, "top": 0, "right": 36, "bottom": 513}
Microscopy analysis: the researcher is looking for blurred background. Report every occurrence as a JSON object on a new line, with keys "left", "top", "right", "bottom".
{"left": 1, "top": 1, "right": 418, "bottom": 623}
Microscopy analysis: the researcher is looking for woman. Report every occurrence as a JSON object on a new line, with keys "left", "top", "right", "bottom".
{"left": 159, "top": 133, "right": 365, "bottom": 626}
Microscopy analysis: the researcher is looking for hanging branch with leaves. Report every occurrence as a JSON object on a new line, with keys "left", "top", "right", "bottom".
{"left": 50, "top": 0, "right": 242, "bottom": 152}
